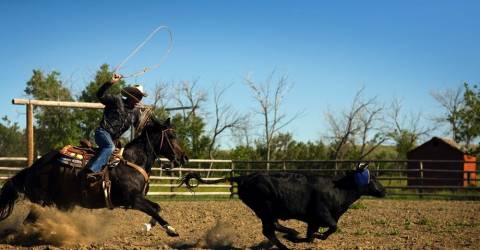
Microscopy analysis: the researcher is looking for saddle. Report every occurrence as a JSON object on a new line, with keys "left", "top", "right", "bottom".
{"left": 58, "top": 139, "right": 149, "bottom": 209}
{"left": 57, "top": 139, "right": 122, "bottom": 169}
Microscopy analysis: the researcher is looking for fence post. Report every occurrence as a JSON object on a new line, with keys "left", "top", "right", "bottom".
{"left": 376, "top": 163, "right": 381, "bottom": 182}
{"left": 159, "top": 160, "right": 163, "bottom": 176}
{"left": 466, "top": 171, "right": 471, "bottom": 186}
{"left": 334, "top": 161, "right": 338, "bottom": 176}
{"left": 419, "top": 161, "right": 424, "bottom": 198}
{"left": 230, "top": 162, "right": 235, "bottom": 198}
{"left": 283, "top": 161, "right": 286, "bottom": 171}
{"left": 26, "top": 103, "right": 34, "bottom": 167}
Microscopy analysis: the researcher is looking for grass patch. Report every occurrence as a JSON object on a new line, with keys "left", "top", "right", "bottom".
{"left": 416, "top": 217, "right": 437, "bottom": 232}
{"left": 353, "top": 228, "right": 367, "bottom": 236}
{"left": 350, "top": 202, "right": 367, "bottom": 209}
{"left": 403, "top": 219, "right": 412, "bottom": 230}
{"left": 373, "top": 232, "right": 383, "bottom": 237}
{"left": 371, "top": 218, "right": 388, "bottom": 226}
{"left": 416, "top": 217, "right": 434, "bottom": 226}
{"left": 388, "top": 229, "right": 400, "bottom": 236}
{"left": 452, "top": 220, "right": 479, "bottom": 228}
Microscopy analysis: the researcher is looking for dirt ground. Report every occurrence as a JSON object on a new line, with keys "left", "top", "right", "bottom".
{"left": 0, "top": 199, "right": 478, "bottom": 250}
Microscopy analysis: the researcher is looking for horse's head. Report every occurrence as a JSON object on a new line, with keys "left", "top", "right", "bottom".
{"left": 144, "top": 117, "right": 188, "bottom": 167}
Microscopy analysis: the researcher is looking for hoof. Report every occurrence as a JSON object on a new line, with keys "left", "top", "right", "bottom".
{"left": 283, "top": 233, "right": 302, "bottom": 243}
{"left": 143, "top": 223, "right": 152, "bottom": 232}
{"left": 314, "top": 232, "right": 328, "bottom": 240}
{"left": 165, "top": 225, "right": 179, "bottom": 237}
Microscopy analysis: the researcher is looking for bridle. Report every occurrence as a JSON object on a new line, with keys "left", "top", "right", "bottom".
{"left": 146, "top": 128, "right": 176, "bottom": 161}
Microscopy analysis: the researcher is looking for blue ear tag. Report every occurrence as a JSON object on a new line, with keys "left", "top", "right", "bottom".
{"left": 355, "top": 169, "right": 370, "bottom": 187}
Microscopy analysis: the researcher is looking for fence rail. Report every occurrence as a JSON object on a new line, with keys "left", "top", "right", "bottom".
{"left": 1, "top": 158, "right": 479, "bottom": 199}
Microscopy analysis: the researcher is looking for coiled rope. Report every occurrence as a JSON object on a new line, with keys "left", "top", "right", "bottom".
{"left": 113, "top": 25, "right": 173, "bottom": 79}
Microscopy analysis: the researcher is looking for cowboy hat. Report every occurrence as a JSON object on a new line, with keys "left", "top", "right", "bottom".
{"left": 121, "top": 84, "right": 148, "bottom": 102}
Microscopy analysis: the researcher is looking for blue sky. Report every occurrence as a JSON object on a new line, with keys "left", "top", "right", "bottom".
{"left": 0, "top": 1, "right": 479, "bottom": 145}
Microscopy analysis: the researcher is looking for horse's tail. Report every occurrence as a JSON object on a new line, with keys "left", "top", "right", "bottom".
{"left": 0, "top": 168, "right": 27, "bottom": 221}
{"left": 179, "top": 172, "right": 241, "bottom": 189}
{"left": 0, "top": 150, "right": 59, "bottom": 221}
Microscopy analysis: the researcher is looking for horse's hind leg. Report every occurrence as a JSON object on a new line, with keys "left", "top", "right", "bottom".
{"left": 23, "top": 203, "right": 48, "bottom": 225}
{"left": 23, "top": 208, "right": 40, "bottom": 225}
{"left": 132, "top": 196, "right": 179, "bottom": 237}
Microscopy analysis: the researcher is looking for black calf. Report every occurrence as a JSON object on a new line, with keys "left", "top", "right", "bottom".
{"left": 180, "top": 163, "right": 386, "bottom": 250}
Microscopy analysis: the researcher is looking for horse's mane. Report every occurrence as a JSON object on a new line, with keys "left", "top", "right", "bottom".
{"left": 126, "top": 114, "right": 167, "bottom": 148}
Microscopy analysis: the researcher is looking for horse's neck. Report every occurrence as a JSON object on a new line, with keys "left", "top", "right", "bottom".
{"left": 122, "top": 139, "right": 155, "bottom": 172}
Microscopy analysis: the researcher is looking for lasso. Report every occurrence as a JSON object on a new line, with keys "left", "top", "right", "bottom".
{"left": 113, "top": 25, "right": 173, "bottom": 79}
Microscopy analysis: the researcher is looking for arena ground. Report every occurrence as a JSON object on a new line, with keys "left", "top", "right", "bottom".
{"left": 0, "top": 199, "right": 478, "bottom": 249}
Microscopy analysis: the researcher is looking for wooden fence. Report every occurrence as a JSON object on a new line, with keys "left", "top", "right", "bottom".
{"left": 0, "top": 157, "right": 479, "bottom": 199}
{"left": 11, "top": 98, "right": 191, "bottom": 166}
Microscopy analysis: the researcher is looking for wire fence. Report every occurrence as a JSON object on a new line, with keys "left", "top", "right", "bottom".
{"left": 0, "top": 157, "right": 479, "bottom": 199}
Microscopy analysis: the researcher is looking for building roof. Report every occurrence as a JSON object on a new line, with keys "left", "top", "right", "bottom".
{"left": 408, "top": 136, "right": 467, "bottom": 156}
{"left": 434, "top": 137, "right": 464, "bottom": 152}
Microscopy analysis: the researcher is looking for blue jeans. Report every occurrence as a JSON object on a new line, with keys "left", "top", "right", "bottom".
{"left": 89, "top": 127, "right": 115, "bottom": 173}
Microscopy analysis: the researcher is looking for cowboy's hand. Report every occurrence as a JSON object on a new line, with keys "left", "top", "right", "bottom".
{"left": 111, "top": 73, "right": 123, "bottom": 84}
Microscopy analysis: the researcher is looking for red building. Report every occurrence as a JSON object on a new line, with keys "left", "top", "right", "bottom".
{"left": 407, "top": 137, "right": 477, "bottom": 187}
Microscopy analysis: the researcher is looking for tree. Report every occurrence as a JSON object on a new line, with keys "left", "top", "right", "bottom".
{"left": 244, "top": 71, "right": 301, "bottom": 164}
{"left": 431, "top": 86, "right": 464, "bottom": 142}
{"left": 0, "top": 116, "right": 25, "bottom": 157}
{"left": 171, "top": 80, "right": 210, "bottom": 158}
{"left": 25, "top": 69, "right": 82, "bottom": 154}
{"left": 230, "top": 115, "right": 254, "bottom": 149}
{"left": 432, "top": 83, "right": 480, "bottom": 153}
{"left": 325, "top": 88, "right": 386, "bottom": 160}
{"left": 456, "top": 83, "right": 480, "bottom": 150}
{"left": 269, "top": 133, "right": 327, "bottom": 160}
{"left": 386, "top": 99, "right": 434, "bottom": 159}
{"left": 207, "top": 83, "right": 246, "bottom": 159}
{"left": 152, "top": 82, "right": 177, "bottom": 123}
{"left": 229, "top": 145, "right": 260, "bottom": 161}
{"left": 77, "top": 64, "right": 125, "bottom": 139}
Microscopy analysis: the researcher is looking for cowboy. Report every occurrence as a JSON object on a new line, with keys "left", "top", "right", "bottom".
{"left": 84, "top": 73, "right": 147, "bottom": 181}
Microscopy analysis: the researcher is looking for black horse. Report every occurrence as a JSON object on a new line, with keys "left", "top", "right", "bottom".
{"left": 0, "top": 117, "right": 188, "bottom": 236}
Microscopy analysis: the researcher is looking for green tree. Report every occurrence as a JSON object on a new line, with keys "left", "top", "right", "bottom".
{"left": 389, "top": 130, "right": 418, "bottom": 160}
{"left": 77, "top": 64, "right": 125, "bottom": 139}
{"left": 386, "top": 99, "right": 432, "bottom": 160}
{"left": 431, "top": 86, "right": 464, "bottom": 142}
{"left": 0, "top": 116, "right": 26, "bottom": 157}
{"left": 229, "top": 145, "right": 260, "bottom": 160}
{"left": 457, "top": 83, "right": 480, "bottom": 151}
{"left": 171, "top": 113, "right": 211, "bottom": 158}
{"left": 25, "top": 69, "right": 81, "bottom": 154}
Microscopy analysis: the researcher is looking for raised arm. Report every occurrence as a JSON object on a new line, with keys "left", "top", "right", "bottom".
{"left": 97, "top": 73, "right": 122, "bottom": 105}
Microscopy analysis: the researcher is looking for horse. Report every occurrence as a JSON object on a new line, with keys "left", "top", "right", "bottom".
{"left": 0, "top": 117, "right": 188, "bottom": 237}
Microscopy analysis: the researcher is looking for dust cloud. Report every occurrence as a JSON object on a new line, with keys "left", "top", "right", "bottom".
{"left": 171, "top": 219, "right": 236, "bottom": 249}
{"left": 203, "top": 220, "right": 235, "bottom": 249}
{"left": 0, "top": 202, "right": 116, "bottom": 247}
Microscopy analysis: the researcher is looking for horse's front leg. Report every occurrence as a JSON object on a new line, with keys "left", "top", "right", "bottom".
{"left": 142, "top": 199, "right": 161, "bottom": 231}
{"left": 132, "top": 196, "right": 179, "bottom": 237}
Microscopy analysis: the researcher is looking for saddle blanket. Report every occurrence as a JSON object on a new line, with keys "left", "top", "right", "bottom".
{"left": 57, "top": 145, "right": 121, "bottom": 168}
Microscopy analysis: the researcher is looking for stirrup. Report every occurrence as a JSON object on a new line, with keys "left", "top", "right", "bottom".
{"left": 86, "top": 172, "right": 102, "bottom": 183}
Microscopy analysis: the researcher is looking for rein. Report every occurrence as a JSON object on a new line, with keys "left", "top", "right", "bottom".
{"left": 146, "top": 128, "right": 176, "bottom": 162}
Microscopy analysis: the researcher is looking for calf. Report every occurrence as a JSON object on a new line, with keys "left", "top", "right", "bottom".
{"left": 180, "top": 163, "right": 386, "bottom": 250}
